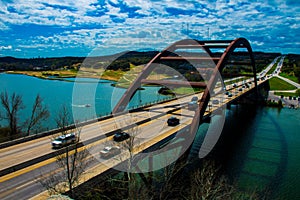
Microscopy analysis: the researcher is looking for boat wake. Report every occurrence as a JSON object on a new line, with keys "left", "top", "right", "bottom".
{"left": 72, "top": 104, "right": 92, "bottom": 108}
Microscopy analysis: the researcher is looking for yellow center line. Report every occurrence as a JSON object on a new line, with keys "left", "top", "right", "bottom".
{"left": 0, "top": 108, "right": 184, "bottom": 182}
{"left": 0, "top": 135, "right": 112, "bottom": 183}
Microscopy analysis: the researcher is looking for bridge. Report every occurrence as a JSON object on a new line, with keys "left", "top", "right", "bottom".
{"left": 0, "top": 38, "right": 279, "bottom": 199}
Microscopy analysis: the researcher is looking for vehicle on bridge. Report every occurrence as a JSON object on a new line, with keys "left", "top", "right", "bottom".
{"left": 167, "top": 116, "right": 180, "bottom": 126}
{"left": 212, "top": 99, "right": 219, "bottom": 104}
{"left": 188, "top": 101, "right": 198, "bottom": 110}
{"left": 51, "top": 133, "right": 77, "bottom": 149}
{"left": 188, "top": 96, "right": 199, "bottom": 110}
{"left": 113, "top": 132, "right": 130, "bottom": 142}
{"left": 100, "top": 146, "right": 121, "bottom": 159}
{"left": 191, "top": 96, "right": 198, "bottom": 102}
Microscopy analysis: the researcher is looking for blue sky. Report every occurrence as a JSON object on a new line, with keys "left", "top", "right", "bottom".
{"left": 0, "top": 0, "right": 299, "bottom": 58}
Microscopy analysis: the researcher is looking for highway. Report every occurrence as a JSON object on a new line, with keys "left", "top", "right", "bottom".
{"left": 0, "top": 78, "right": 263, "bottom": 200}
{"left": 0, "top": 56, "right": 279, "bottom": 199}
{"left": 0, "top": 92, "right": 202, "bottom": 199}
{"left": 258, "top": 56, "right": 280, "bottom": 77}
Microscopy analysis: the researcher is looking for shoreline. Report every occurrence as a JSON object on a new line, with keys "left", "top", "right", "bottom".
{"left": 3, "top": 71, "right": 156, "bottom": 89}
{"left": 5, "top": 70, "right": 120, "bottom": 82}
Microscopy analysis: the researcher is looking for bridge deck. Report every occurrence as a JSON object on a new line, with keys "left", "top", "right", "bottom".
{"left": 0, "top": 76, "right": 268, "bottom": 200}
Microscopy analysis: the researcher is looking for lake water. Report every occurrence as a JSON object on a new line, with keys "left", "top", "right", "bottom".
{"left": 190, "top": 104, "right": 300, "bottom": 199}
{"left": 1, "top": 73, "right": 300, "bottom": 199}
{"left": 0, "top": 73, "right": 172, "bottom": 130}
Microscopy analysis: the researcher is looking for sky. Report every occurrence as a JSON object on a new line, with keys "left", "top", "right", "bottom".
{"left": 0, "top": 0, "right": 299, "bottom": 58}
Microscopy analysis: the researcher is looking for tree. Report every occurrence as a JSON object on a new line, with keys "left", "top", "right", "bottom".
{"left": 186, "top": 161, "right": 234, "bottom": 200}
{"left": 24, "top": 94, "right": 50, "bottom": 135}
{"left": 56, "top": 133, "right": 90, "bottom": 198}
{"left": 40, "top": 106, "right": 91, "bottom": 198}
{"left": 0, "top": 91, "right": 24, "bottom": 136}
{"left": 55, "top": 104, "right": 71, "bottom": 133}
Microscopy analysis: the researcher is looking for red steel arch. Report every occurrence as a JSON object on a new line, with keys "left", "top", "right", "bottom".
{"left": 112, "top": 38, "right": 257, "bottom": 134}
{"left": 190, "top": 38, "right": 257, "bottom": 135}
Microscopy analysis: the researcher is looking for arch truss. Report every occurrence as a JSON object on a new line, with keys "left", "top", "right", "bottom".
{"left": 112, "top": 38, "right": 257, "bottom": 134}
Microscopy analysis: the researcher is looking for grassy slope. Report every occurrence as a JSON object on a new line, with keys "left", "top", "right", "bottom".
{"left": 269, "top": 77, "right": 297, "bottom": 90}
{"left": 279, "top": 72, "right": 299, "bottom": 83}
{"left": 274, "top": 90, "right": 300, "bottom": 97}
{"left": 7, "top": 70, "right": 77, "bottom": 78}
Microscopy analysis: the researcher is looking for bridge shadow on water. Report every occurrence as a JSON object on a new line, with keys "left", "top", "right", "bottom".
{"left": 71, "top": 104, "right": 288, "bottom": 199}
{"left": 189, "top": 104, "right": 288, "bottom": 199}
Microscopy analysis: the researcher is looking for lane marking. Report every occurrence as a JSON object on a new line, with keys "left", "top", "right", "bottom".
{"left": 1, "top": 86, "right": 254, "bottom": 183}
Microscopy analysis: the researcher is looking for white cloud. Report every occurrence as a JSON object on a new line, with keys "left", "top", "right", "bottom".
{"left": 0, "top": 45, "right": 12, "bottom": 50}
{"left": 0, "top": 0, "right": 299, "bottom": 56}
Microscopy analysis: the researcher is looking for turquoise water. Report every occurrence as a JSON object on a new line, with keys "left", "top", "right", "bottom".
{"left": 0, "top": 73, "right": 171, "bottom": 130}
{"left": 196, "top": 105, "right": 300, "bottom": 199}
{"left": 1, "top": 74, "right": 300, "bottom": 198}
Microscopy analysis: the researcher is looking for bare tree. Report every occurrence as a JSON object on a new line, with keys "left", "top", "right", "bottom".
{"left": 152, "top": 148, "right": 187, "bottom": 200}
{"left": 123, "top": 124, "right": 141, "bottom": 200}
{"left": 24, "top": 94, "right": 50, "bottom": 135}
{"left": 104, "top": 116, "right": 152, "bottom": 200}
{"left": 184, "top": 161, "right": 234, "bottom": 200}
{"left": 56, "top": 134, "right": 90, "bottom": 198}
{"left": 40, "top": 137, "right": 91, "bottom": 198}
{"left": 0, "top": 91, "right": 24, "bottom": 136}
{"left": 55, "top": 104, "right": 71, "bottom": 133}
{"left": 40, "top": 106, "right": 92, "bottom": 198}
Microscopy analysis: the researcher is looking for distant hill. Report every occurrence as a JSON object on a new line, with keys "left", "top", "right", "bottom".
{"left": 0, "top": 51, "right": 296, "bottom": 74}
{"left": 0, "top": 51, "right": 159, "bottom": 71}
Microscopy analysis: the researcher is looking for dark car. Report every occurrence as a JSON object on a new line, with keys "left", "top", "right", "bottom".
{"left": 212, "top": 99, "right": 219, "bottom": 104}
{"left": 100, "top": 146, "right": 121, "bottom": 158}
{"left": 52, "top": 133, "right": 77, "bottom": 149}
{"left": 167, "top": 116, "right": 180, "bottom": 126}
{"left": 191, "top": 96, "right": 198, "bottom": 102}
{"left": 113, "top": 132, "right": 130, "bottom": 142}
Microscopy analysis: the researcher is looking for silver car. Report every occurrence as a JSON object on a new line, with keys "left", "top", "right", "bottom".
{"left": 100, "top": 146, "right": 121, "bottom": 159}
{"left": 52, "top": 133, "right": 77, "bottom": 148}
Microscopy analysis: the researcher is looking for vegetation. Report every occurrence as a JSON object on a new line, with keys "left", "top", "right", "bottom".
{"left": 269, "top": 77, "right": 297, "bottom": 90}
{"left": 274, "top": 89, "right": 300, "bottom": 97}
{"left": 24, "top": 94, "right": 50, "bottom": 135}
{"left": 0, "top": 51, "right": 287, "bottom": 83}
{"left": 158, "top": 86, "right": 202, "bottom": 95}
{"left": 7, "top": 70, "right": 77, "bottom": 79}
{"left": 40, "top": 106, "right": 91, "bottom": 198}
{"left": 253, "top": 52, "right": 281, "bottom": 73}
{"left": 281, "top": 54, "right": 300, "bottom": 83}
{"left": 0, "top": 91, "right": 49, "bottom": 140}
{"left": 265, "top": 99, "right": 283, "bottom": 108}
{"left": 279, "top": 72, "right": 298, "bottom": 83}
{"left": 38, "top": 112, "right": 262, "bottom": 200}
{"left": 0, "top": 56, "right": 84, "bottom": 71}
{"left": 70, "top": 159, "right": 263, "bottom": 200}
{"left": 0, "top": 92, "right": 24, "bottom": 136}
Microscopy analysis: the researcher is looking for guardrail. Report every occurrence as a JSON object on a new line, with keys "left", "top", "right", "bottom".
{"left": 0, "top": 98, "right": 184, "bottom": 177}
{"left": 0, "top": 95, "right": 179, "bottom": 149}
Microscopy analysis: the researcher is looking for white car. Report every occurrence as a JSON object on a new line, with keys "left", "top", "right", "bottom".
{"left": 52, "top": 133, "right": 77, "bottom": 149}
{"left": 100, "top": 146, "right": 121, "bottom": 159}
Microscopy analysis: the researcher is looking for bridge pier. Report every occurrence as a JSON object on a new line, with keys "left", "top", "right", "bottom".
{"left": 233, "top": 80, "right": 270, "bottom": 105}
